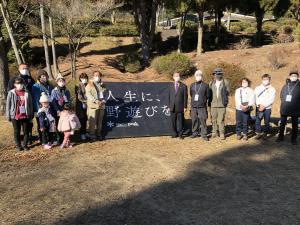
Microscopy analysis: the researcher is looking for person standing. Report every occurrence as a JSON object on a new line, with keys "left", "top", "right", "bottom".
{"left": 168, "top": 72, "right": 188, "bottom": 139}
{"left": 254, "top": 74, "right": 276, "bottom": 140}
{"left": 8, "top": 64, "right": 35, "bottom": 144}
{"left": 209, "top": 68, "right": 230, "bottom": 140}
{"left": 6, "top": 77, "right": 33, "bottom": 151}
{"left": 190, "top": 70, "right": 209, "bottom": 141}
{"left": 276, "top": 70, "right": 300, "bottom": 145}
{"left": 235, "top": 78, "right": 255, "bottom": 141}
{"left": 32, "top": 69, "right": 54, "bottom": 143}
{"left": 85, "top": 71, "right": 107, "bottom": 140}
{"left": 51, "top": 74, "right": 71, "bottom": 144}
{"left": 75, "top": 73, "right": 89, "bottom": 141}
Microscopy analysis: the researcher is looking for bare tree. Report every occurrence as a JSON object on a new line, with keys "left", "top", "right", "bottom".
{"left": 44, "top": 0, "right": 120, "bottom": 79}
{"left": 40, "top": 3, "right": 53, "bottom": 79}
{"left": 0, "top": 0, "right": 23, "bottom": 64}
{"left": 49, "top": 16, "right": 58, "bottom": 77}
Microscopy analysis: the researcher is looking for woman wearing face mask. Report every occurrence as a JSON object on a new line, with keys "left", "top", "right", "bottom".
{"left": 234, "top": 78, "right": 255, "bottom": 141}
{"left": 6, "top": 77, "right": 33, "bottom": 151}
{"left": 51, "top": 74, "right": 71, "bottom": 144}
{"left": 7, "top": 64, "right": 35, "bottom": 92}
{"left": 277, "top": 70, "right": 300, "bottom": 145}
{"left": 75, "top": 73, "right": 89, "bottom": 140}
{"left": 32, "top": 69, "right": 54, "bottom": 143}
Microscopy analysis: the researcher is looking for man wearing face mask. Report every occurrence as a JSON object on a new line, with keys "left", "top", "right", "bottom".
{"left": 208, "top": 68, "right": 230, "bottom": 140}
{"left": 8, "top": 64, "right": 35, "bottom": 92}
{"left": 276, "top": 70, "right": 300, "bottom": 145}
{"left": 32, "top": 69, "right": 54, "bottom": 143}
{"left": 8, "top": 64, "right": 35, "bottom": 144}
{"left": 168, "top": 72, "right": 188, "bottom": 139}
{"left": 6, "top": 77, "right": 33, "bottom": 151}
{"left": 76, "top": 73, "right": 89, "bottom": 141}
{"left": 51, "top": 74, "right": 71, "bottom": 144}
{"left": 254, "top": 74, "right": 276, "bottom": 140}
{"left": 85, "top": 71, "right": 108, "bottom": 140}
{"left": 190, "top": 70, "right": 210, "bottom": 141}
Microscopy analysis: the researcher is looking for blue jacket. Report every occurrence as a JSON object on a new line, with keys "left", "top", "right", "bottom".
{"left": 31, "top": 82, "right": 54, "bottom": 112}
{"left": 51, "top": 87, "right": 71, "bottom": 113}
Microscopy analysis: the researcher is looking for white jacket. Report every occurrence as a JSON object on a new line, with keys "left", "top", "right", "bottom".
{"left": 254, "top": 84, "right": 276, "bottom": 110}
{"left": 235, "top": 87, "right": 255, "bottom": 111}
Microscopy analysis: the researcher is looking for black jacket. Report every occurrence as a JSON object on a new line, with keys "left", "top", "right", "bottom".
{"left": 8, "top": 74, "right": 35, "bottom": 92}
{"left": 168, "top": 82, "right": 188, "bottom": 113}
{"left": 190, "top": 81, "right": 210, "bottom": 108}
{"left": 280, "top": 79, "right": 300, "bottom": 117}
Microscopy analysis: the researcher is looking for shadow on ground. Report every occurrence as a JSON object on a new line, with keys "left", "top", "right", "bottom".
{"left": 48, "top": 140, "right": 300, "bottom": 225}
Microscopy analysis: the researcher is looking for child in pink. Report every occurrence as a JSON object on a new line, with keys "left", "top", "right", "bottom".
{"left": 57, "top": 104, "right": 81, "bottom": 148}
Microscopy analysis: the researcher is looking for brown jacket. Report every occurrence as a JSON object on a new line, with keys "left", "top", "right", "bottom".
{"left": 75, "top": 82, "right": 87, "bottom": 118}
{"left": 85, "top": 81, "right": 107, "bottom": 110}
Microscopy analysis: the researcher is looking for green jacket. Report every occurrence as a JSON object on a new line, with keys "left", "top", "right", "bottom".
{"left": 209, "top": 79, "right": 230, "bottom": 108}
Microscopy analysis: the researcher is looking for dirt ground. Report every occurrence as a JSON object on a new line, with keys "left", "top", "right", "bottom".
{"left": 1, "top": 40, "right": 300, "bottom": 225}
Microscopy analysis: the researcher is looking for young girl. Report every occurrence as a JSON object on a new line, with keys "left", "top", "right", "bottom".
{"left": 58, "top": 103, "right": 81, "bottom": 149}
{"left": 6, "top": 77, "right": 33, "bottom": 151}
{"left": 38, "top": 92, "right": 56, "bottom": 149}
{"left": 235, "top": 78, "right": 255, "bottom": 141}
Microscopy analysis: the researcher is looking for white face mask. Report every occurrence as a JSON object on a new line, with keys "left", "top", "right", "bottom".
{"left": 81, "top": 79, "right": 88, "bottom": 84}
{"left": 15, "top": 84, "right": 24, "bottom": 90}
{"left": 174, "top": 77, "right": 180, "bottom": 82}
{"left": 242, "top": 82, "right": 248, "bottom": 88}
{"left": 58, "top": 81, "right": 65, "bottom": 87}
{"left": 195, "top": 76, "right": 202, "bottom": 82}
{"left": 94, "top": 76, "right": 101, "bottom": 83}
{"left": 20, "top": 69, "right": 29, "bottom": 76}
{"left": 262, "top": 80, "right": 270, "bottom": 86}
{"left": 290, "top": 76, "right": 298, "bottom": 82}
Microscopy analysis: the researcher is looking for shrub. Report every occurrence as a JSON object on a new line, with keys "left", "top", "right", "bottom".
{"left": 281, "top": 25, "right": 293, "bottom": 35}
{"left": 245, "top": 26, "right": 257, "bottom": 34}
{"left": 263, "top": 22, "right": 280, "bottom": 34}
{"left": 151, "top": 52, "right": 195, "bottom": 78}
{"left": 277, "top": 18, "right": 298, "bottom": 29}
{"left": 117, "top": 53, "right": 142, "bottom": 73}
{"left": 293, "top": 25, "right": 300, "bottom": 42}
{"left": 273, "top": 33, "right": 294, "bottom": 44}
{"left": 230, "top": 25, "right": 242, "bottom": 33}
{"left": 267, "top": 48, "right": 286, "bottom": 70}
{"left": 231, "top": 38, "right": 251, "bottom": 50}
{"left": 99, "top": 24, "right": 139, "bottom": 37}
{"left": 203, "top": 62, "right": 246, "bottom": 95}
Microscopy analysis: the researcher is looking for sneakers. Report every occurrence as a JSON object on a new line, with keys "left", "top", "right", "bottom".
{"left": 243, "top": 135, "right": 248, "bottom": 141}
{"left": 276, "top": 135, "right": 284, "bottom": 143}
{"left": 211, "top": 133, "right": 217, "bottom": 138}
{"left": 255, "top": 133, "right": 263, "bottom": 140}
{"left": 16, "top": 146, "right": 24, "bottom": 151}
{"left": 220, "top": 134, "right": 226, "bottom": 140}
{"left": 237, "top": 135, "right": 242, "bottom": 140}
{"left": 80, "top": 134, "right": 87, "bottom": 141}
{"left": 52, "top": 141, "right": 59, "bottom": 146}
{"left": 190, "top": 133, "right": 198, "bottom": 139}
{"left": 43, "top": 144, "right": 52, "bottom": 150}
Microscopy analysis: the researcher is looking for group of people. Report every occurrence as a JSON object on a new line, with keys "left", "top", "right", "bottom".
{"left": 168, "top": 68, "right": 300, "bottom": 145}
{"left": 5, "top": 63, "right": 300, "bottom": 152}
{"left": 6, "top": 64, "right": 108, "bottom": 151}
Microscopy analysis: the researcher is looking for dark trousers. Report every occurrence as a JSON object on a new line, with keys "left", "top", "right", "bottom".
{"left": 79, "top": 116, "right": 87, "bottom": 135}
{"left": 255, "top": 108, "right": 272, "bottom": 134}
{"left": 171, "top": 111, "right": 184, "bottom": 136}
{"left": 279, "top": 116, "right": 299, "bottom": 141}
{"left": 36, "top": 117, "right": 42, "bottom": 143}
{"left": 11, "top": 119, "right": 30, "bottom": 147}
{"left": 236, "top": 110, "right": 250, "bottom": 136}
{"left": 191, "top": 107, "right": 208, "bottom": 137}
{"left": 41, "top": 130, "right": 54, "bottom": 145}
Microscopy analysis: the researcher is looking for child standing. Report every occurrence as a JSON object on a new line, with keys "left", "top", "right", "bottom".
{"left": 6, "top": 77, "right": 33, "bottom": 151}
{"left": 58, "top": 104, "right": 81, "bottom": 149}
{"left": 38, "top": 92, "right": 56, "bottom": 149}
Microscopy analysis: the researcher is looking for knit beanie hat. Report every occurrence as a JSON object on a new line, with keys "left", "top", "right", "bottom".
{"left": 37, "top": 69, "right": 48, "bottom": 79}
{"left": 56, "top": 73, "right": 65, "bottom": 82}
{"left": 39, "top": 92, "right": 49, "bottom": 103}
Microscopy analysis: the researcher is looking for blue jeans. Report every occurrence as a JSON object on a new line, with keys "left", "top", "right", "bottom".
{"left": 236, "top": 110, "right": 250, "bottom": 136}
{"left": 255, "top": 108, "right": 271, "bottom": 134}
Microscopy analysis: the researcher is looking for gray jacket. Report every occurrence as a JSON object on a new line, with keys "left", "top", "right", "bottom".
{"left": 6, "top": 89, "right": 33, "bottom": 121}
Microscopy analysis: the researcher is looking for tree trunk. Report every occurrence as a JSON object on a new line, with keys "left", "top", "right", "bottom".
{"left": 0, "top": 32, "right": 9, "bottom": 114}
{"left": 227, "top": 11, "right": 231, "bottom": 31}
{"left": 197, "top": 10, "right": 204, "bottom": 57}
{"left": 71, "top": 51, "right": 76, "bottom": 80}
{"left": 149, "top": 0, "right": 158, "bottom": 50}
{"left": 40, "top": 3, "right": 53, "bottom": 79}
{"left": 178, "top": 12, "right": 187, "bottom": 53}
{"left": 111, "top": 9, "right": 116, "bottom": 24}
{"left": 255, "top": 9, "right": 264, "bottom": 46}
{"left": 0, "top": 2, "right": 22, "bottom": 65}
{"left": 49, "top": 16, "right": 58, "bottom": 78}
